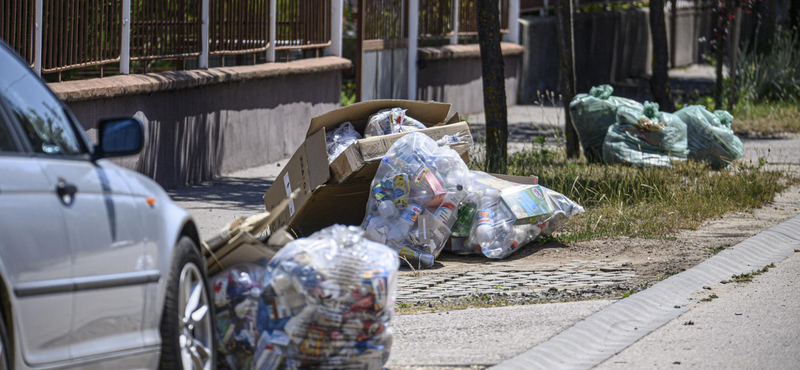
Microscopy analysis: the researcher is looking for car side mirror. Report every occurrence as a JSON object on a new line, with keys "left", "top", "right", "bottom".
{"left": 95, "top": 117, "right": 145, "bottom": 159}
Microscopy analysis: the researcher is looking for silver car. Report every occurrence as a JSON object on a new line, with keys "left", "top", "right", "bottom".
{"left": 0, "top": 42, "right": 215, "bottom": 369}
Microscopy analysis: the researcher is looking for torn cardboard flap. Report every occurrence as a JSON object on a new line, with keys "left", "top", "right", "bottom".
{"left": 306, "top": 100, "right": 452, "bottom": 138}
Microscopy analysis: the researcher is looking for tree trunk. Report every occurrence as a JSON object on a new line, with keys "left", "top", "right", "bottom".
{"left": 728, "top": 6, "right": 742, "bottom": 111}
{"left": 714, "top": 3, "right": 730, "bottom": 110}
{"left": 791, "top": 0, "right": 800, "bottom": 31}
{"left": 477, "top": 0, "right": 508, "bottom": 173}
{"left": 756, "top": 0, "right": 777, "bottom": 54}
{"left": 555, "top": 0, "right": 580, "bottom": 158}
{"left": 649, "top": 0, "right": 676, "bottom": 112}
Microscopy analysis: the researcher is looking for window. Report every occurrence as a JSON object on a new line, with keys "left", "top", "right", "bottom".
{"left": 0, "top": 47, "right": 84, "bottom": 156}
{"left": 0, "top": 119, "right": 16, "bottom": 152}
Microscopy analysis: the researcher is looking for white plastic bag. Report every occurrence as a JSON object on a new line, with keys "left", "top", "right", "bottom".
{"left": 364, "top": 108, "right": 426, "bottom": 137}
{"left": 361, "top": 132, "right": 470, "bottom": 268}
{"left": 465, "top": 172, "right": 584, "bottom": 259}
{"left": 258, "top": 225, "right": 398, "bottom": 369}
{"left": 325, "top": 122, "right": 362, "bottom": 164}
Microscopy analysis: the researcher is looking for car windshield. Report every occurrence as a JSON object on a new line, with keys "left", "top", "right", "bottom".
{"left": 0, "top": 45, "right": 83, "bottom": 155}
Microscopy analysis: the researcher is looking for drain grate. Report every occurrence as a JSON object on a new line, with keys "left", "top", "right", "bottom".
{"left": 397, "top": 268, "right": 636, "bottom": 301}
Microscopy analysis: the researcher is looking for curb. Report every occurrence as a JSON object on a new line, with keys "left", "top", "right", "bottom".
{"left": 491, "top": 214, "right": 800, "bottom": 370}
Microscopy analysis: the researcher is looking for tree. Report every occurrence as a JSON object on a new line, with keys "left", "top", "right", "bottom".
{"left": 477, "top": 0, "right": 509, "bottom": 172}
{"left": 555, "top": 0, "right": 580, "bottom": 158}
{"left": 649, "top": 0, "right": 676, "bottom": 112}
{"left": 713, "top": 0, "right": 759, "bottom": 109}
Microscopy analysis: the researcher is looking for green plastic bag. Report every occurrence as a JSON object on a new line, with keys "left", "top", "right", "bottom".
{"left": 603, "top": 102, "right": 689, "bottom": 168}
{"left": 674, "top": 106, "right": 743, "bottom": 168}
{"left": 569, "top": 85, "right": 644, "bottom": 162}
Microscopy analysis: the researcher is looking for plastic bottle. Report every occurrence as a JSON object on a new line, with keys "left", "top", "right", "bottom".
{"left": 387, "top": 203, "right": 422, "bottom": 242}
{"left": 377, "top": 200, "right": 398, "bottom": 219}
{"left": 397, "top": 246, "right": 434, "bottom": 268}
{"left": 451, "top": 202, "right": 477, "bottom": 237}
{"left": 475, "top": 189, "right": 500, "bottom": 247}
{"left": 433, "top": 185, "right": 466, "bottom": 228}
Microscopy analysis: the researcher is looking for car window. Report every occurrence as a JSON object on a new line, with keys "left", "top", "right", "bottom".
{"left": 0, "top": 47, "right": 83, "bottom": 155}
{"left": 0, "top": 119, "right": 16, "bottom": 152}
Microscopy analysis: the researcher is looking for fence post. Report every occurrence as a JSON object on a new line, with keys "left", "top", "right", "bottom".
{"left": 325, "top": 0, "right": 343, "bottom": 56}
{"left": 200, "top": 0, "right": 209, "bottom": 68}
{"left": 408, "top": 0, "right": 418, "bottom": 100}
{"left": 541, "top": 0, "right": 548, "bottom": 16}
{"left": 120, "top": 0, "right": 131, "bottom": 74}
{"left": 450, "top": 0, "right": 459, "bottom": 45}
{"left": 504, "top": 0, "right": 520, "bottom": 43}
{"left": 33, "top": 0, "right": 43, "bottom": 76}
{"left": 267, "top": 0, "right": 277, "bottom": 62}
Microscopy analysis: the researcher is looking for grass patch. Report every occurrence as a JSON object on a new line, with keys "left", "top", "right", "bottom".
{"left": 709, "top": 246, "right": 727, "bottom": 255}
{"left": 700, "top": 294, "right": 719, "bottom": 302}
{"left": 721, "top": 263, "right": 776, "bottom": 284}
{"left": 494, "top": 148, "right": 793, "bottom": 243}
{"left": 731, "top": 101, "right": 800, "bottom": 137}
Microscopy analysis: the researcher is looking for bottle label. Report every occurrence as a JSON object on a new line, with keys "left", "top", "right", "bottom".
{"left": 476, "top": 208, "right": 494, "bottom": 226}
{"left": 400, "top": 203, "right": 422, "bottom": 224}
{"left": 412, "top": 164, "right": 432, "bottom": 184}
{"left": 391, "top": 174, "right": 410, "bottom": 208}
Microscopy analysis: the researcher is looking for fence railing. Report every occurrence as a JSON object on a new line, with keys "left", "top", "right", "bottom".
{"left": 1, "top": 0, "right": 336, "bottom": 77}
{"left": 1, "top": 0, "right": 36, "bottom": 65}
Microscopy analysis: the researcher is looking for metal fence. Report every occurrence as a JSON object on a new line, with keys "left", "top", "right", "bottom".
{"left": 209, "top": 0, "right": 270, "bottom": 54}
{"left": 364, "top": 0, "right": 405, "bottom": 40}
{"left": 457, "top": 0, "right": 510, "bottom": 35}
{"left": 1, "top": 0, "right": 334, "bottom": 76}
{"left": 1, "top": 0, "right": 36, "bottom": 64}
{"left": 131, "top": 0, "right": 202, "bottom": 60}
{"left": 275, "top": 0, "right": 330, "bottom": 50}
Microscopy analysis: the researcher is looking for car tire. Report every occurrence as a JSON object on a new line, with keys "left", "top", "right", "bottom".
{"left": 0, "top": 309, "right": 10, "bottom": 370}
{"left": 159, "top": 236, "right": 216, "bottom": 370}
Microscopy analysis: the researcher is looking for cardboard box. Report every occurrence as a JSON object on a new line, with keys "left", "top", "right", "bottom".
{"left": 264, "top": 100, "right": 472, "bottom": 237}
{"left": 499, "top": 185, "right": 552, "bottom": 225}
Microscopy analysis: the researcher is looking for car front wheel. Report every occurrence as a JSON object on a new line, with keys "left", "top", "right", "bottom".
{"left": 159, "top": 236, "right": 216, "bottom": 370}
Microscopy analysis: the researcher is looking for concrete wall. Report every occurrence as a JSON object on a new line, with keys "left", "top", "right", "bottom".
{"left": 416, "top": 43, "right": 523, "bottom": 115}
{"left": 50, "top": 57, "right": 350, "bottom": 189}
{"left": 519, "top": 7, "right": 714, "bottom": 102}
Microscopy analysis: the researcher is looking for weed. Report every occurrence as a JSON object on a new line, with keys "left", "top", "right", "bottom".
{"left": 684, "top": 320, "right": 695, "bottom": 325}
{"left": 795, "top": 249, "right": 800, "bottom": 253}
{"left": 722, "top": 263, "right": 775, "bottom": 284}
{"left": 621, "top": 290, "right": 634, "bottom": 298}
{"left": 700, "top": 294, "right": 719, "bottom": 302}
{"left": 709, "top": 246, "right": 727, "bottom": 255}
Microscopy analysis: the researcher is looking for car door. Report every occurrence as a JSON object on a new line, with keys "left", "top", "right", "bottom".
{"left": 0, "top": 96, "right": 74, "bottom": 363}
{"left": 0, "top": 47, "right": 148, "bottom": 359}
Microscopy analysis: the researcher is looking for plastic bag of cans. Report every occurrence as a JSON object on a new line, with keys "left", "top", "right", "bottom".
{"left": 211, "top": 263, "right": 268, "bottom": 370}
{"left": 455, "top": 172, "right": 584, "bottom": 259}
{"left": 361, "top": 132, "right": 470, "bottom": 268}
{"left": 364, "top": 108, "right": 426, "bottom": 137}
{"left": 257, "top": 225, "right": 398, "bottom": 370}
{"left": 326, "top": 122, "right": 362, "bottom": 164}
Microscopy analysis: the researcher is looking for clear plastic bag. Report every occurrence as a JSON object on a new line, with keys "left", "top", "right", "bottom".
{"left": 364, "top": 108, "right": 426, "bottom": 137}
{"left": 325, "top": 122, "right": 362, "bottom": 164}
{"left": 362, "top": 132, "right": 470, "bottom": 268}
{"left": 258, "top": 225, "right": 398, "bottom": 370}
{"left": 569, "top": 85, "right": 644, "bottom": 163}
{"left": 603, "top": 102, "right": 689, "bottom": 168}
{"left": 674, "top": 106, "right": 743, "bottom": 168}
{"left": 211, "top": 264, "right": 268, "bottom": 370}
{"left": 464, "top": 172, "right": 584, "bottom": 259}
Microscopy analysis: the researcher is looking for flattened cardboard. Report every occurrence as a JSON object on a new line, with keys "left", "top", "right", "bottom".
{"left": 329, "top": 121, "right": 472, "bottom": 184}
{"left": 263, "top": 129, "right": 329, "bottom": 229}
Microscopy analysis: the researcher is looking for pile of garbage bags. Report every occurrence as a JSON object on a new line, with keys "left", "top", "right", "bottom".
{"left": 361, "top": 132, "right": 584, "bottom": 266}
{"left": 570, "top": 85, "right": 743, "bottom": 168}
{"left": 603, "top": 102, "right": 689, "bottom": 167}
{"left": 674, "top": 106, "right": 743, "bottom": 168}
{"left": 212, "top": 225, "right": 398, "bottom": 370}
{"left": 569, "top": 85, "right": 643, "bottom": 163}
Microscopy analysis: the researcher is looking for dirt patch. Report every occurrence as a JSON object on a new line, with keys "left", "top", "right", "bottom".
{"left": 397, "top": 184, "right": 800, "bottom": 305}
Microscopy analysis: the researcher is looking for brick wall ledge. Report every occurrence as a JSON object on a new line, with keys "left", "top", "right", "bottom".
{"left": 49, "top": 56, "right": 352, "bottom": 103}
{"left": 417, "top": 42, "right": 524, "bottom": 61}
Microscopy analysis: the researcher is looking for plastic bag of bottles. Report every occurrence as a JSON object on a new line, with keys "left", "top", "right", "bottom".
{"left": 569, "top": 85, "right": 644, "bottom": 163}
{"left": 465, "top": 172, "right": 584, "bottom": 259}
{"left": 325, "top": 122, "right": 362, "bottom": 164}
{"left": 603, "top": 102, "right": 689, "bottom": 168}
{"left": 362, "top": 132, "right": 470, "bottom": 268}
{"left": 211, "top": 263, "right": 268, "bottom": 370}
{"left": 674, "top": 106, "right": 743, "bottom": 168}
{"left": 258, "top": 225, "right": 398, "bottom": 370}
{"left": 364, "top": 108, "right": 427, "bottom": 137}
